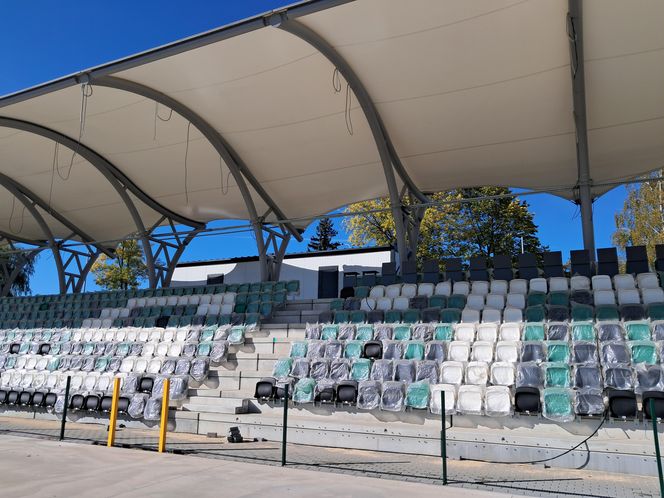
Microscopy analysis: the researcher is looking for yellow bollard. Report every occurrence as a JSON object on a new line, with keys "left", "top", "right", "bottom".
{"left": 158, "top": 378, "right": 170, "bottom": 453}
{"left": 107, "top": 377, "right": 121, "bottom": 447}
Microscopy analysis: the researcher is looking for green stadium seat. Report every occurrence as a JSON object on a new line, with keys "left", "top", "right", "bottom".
{"left": 648, "top": 303, "right": 664, "bottom": 320}
{"left": 548, "top": 291, "right": 569, "bottom": 307}
{"left": 440, "top": 308, "right": 461, "bottom": 323}
{"left": 287, "top": 280, "right": 299, "bottom": 293}
{"left": 525, "top": 306, "right": 546, "bottom": 322}
{"left": 527, "top": 292, "right": 547, "bottom": 307}
{"left": 428, "top": 295, "right": 447, "bottom": 308}
{"left": 595, "top": 305, "right": 619, "bottom": 321}
{"left": 245, "top": 313, "right": 261, "bottom": 325}
{"left": 448, "top": 294, "right": 466, "bottom": 310}
{"left": 571, "top": 303, "right": 593, "bottom": 321}
{"left": 334, "top": 311, "right": 350, "bottom": 323}
{"left": 385, "top": 310, "right": 402, "bottom": 323}
{"left": 350, "top": 310, "right": 366, "bottom": 323}
{"left": 354, "top": 286, "right": 370, "bottom": 299}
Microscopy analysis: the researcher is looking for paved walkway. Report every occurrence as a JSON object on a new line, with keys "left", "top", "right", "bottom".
{"left": 0, "top": 416, "right": 659, "bottom": 497}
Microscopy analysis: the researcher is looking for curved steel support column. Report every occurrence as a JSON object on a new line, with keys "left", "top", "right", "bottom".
{"left": 276, "top": 17, "right": 427, "bottom": 265}
{"left": 568, "top": 0, "right": 595, "bottom": 257}
{"left": 0, "top": 172, "right": 113, "bottom": 257}
{"left": 0, "top": 186, "right": 66, "bottom": 293}
{"left": 91, "top": 75, "right": 303, "bottom": 281}
{"left": 0, "top": 117, "right": 203, "bottom": 229}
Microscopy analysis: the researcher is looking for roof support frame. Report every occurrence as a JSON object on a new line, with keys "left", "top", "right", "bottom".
{"left": 0, "top": 237, "right": 46, "bottom": 297}
{"left": 58, "top": 243, "right": 102, "bottom": 293}
{"left": 568, "top": 0, "right": 596, "bottom": 258}
{"left": 0, "top": 182, "right": 66, "bottom": 293}
{"left": 275, "top": 16, "right": 427, "bottom": 267}
{"left": 90, "top": 75, "right": 303, "bottom": 282}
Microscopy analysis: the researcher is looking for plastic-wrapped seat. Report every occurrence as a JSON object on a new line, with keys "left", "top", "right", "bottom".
{"left": 571, "top": 322, "right": 595, "bottom": 341}
{"left": 357, "top": 380, "right": 381, "bottom": 410}
{"left": 308, "top": 359, "right": 329, "bottom": 380}
{"left": 448, "top": 341, "right": 470, "bottom": 362}
{"left": 601, "top": 342, "right": 630, "bottom": 365}
{"left": 457, "top": 385, "right": 484, "bottom": 415}
{"left": 380, "top": 381, "right": 405, "bottom": 411}
{"left": 454, "top": 323, "right": 475, "bottom": 342}
{"left": 546, "top": 323, "right": 569, "bottom": 341}
{"left": 306, "top": 341, "right": 326, "bottom": 360}
{"left": 490, "top": 362, "right": 516, "bottom": 386}
{"left": 499, "top": 322, "right": 520, "bottom": 341}
{"left": 597, "top": 322, "right": 624, "bottom": 342}
{"left": 293, "top": 378, "right": 316, "bottom": 404}
{"left": 440, "top": 361, "right": 464, "bottom": 385}
{"left": 495, "top": 341, "right": 519, "bottom": 363}
{"left": 485, "top": 386, "right": 512, "bottom": 417}
{"left": 411, "top": 323, "right": 433, "bottom": 342}
{"left": 522, "top": 322, "right": 545, "bottom": 341}
{"left": 314, "top": 379, "right": 336, "bottom": 403}
{"left": 636, "top": 364, "right": 664, "bottom": 394}
{"left": 546, "top": 341, "right": 570, "bottom": 363}
{"left": 404, "top": 341, "right": 425, "bottom": 360}
{"left": 521, "top": 342, "right": 545, "bottom": 363}
{"left": 604, "top": 365, "right": 635, "bottom": 390}
{"left": 476, "top": 323, "right": 498, "bottom": 342}
{"left": 542, "top": 388, "right": 575, "bottom": 422}
{"left": 350, "top": 358, "right": 371, "bottom": 381}
{"left": 471, "top": 341, "right": 493, "bottom": 363}
{"left": 370, "top": 359, "right": 394, "bottom": 382}
{"left": 575, "top": 390, "right": 605, "bottom": 416}
{"left": 393, "top": 324, "right": 411, "bottom": 341}
{"left": 516, "top": 362, "right": 543, "bottom": 388}
{"left": 573, "top": 342, "right": 598, "bottom": 364}
{"left": 544, "top": 363, "right": 570, "bottom": 388}
{"left": 629, "top": 341, "right": 658, "bottom": 364}
{"left": 574, "top": 365, "right": 602, "bottom": 390}
{"left": 382, "top": 340, "right": 404, "bottom": 360}
{"left": 415, "top": 360, "right": 438, "bottom": 384}
{"left": 290, "top": 358, "right": 310, "bottom": 379}
{"left": 393, "top": 360, "right": 416, "bottom": 383}
{"left": 321, "top": 324, "right": 339, "bottom": 341}
{"left": 430, "top": 384, "right": 456, "bottom": 414}
{"left": 624, "top": 321, "right": 651, "bottom": 341}
{"left": 405, "top": 381, "right": 430, "bottom": 409}
{"left": 433, "top": 324, "right": 453, "bottom": 341}
{"left": 272, "top": 358, "right": 293, "bottom": 380}
{"left": 373, "top": 324, "right": 393, "bottom": 341}
{"left": 465, "top": 362, "right": 488, "bottom": 385}
{"left": 329, "top": 359, "right": 351, "bottom": 381}
{"left": 424, "top": 341, "right": 446, "bottom": 362}
{"left": 343, "top": 340, "right": 364, "bottom": 360}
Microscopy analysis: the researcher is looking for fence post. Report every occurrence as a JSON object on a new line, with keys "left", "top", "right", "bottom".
{"left": 281, "top": 383, "right": 289, "bottom": 467}
{"left": 107, "top": 377, "right": 121, "bottom": 447}
{"left": 59, "top": 375, "right": 71, "bottom": 441}
{"left": 650, "top": 398, "right": 664, "bottom": 498}
{"left": 158, "top": 378, "right": 170, "bottom": 453}
{"left": 441, "top": 389, "right": 448, "bottom": 485}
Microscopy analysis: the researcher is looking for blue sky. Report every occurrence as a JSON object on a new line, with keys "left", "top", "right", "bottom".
{"left": 0, "top": 0, "right": 628, "bottom": 294}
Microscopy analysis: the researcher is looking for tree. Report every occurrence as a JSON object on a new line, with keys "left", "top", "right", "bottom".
{"left": 91, "top": 239, "right": 148, "bottom": 290}
{"left": 344, "top": 187, "right": 546, "bottom": 263}
{"left": 613, "top": 170, "right": 664, "bottom": 261}
{"left": 308, "top": 217, "right": 341, "bottom": 252}
{"left": 0, "top": 247, "right": 36, "bottom": 296}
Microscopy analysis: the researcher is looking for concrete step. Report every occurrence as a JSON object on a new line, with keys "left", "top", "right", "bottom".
{"left": 181, "top": 396, "right": 250, "bottom": 415}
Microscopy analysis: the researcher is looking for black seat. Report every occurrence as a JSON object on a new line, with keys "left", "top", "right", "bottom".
{"left": 366, "top": 310, "right": 384, "bottom": 323}
{"left": 315, "top": 384, "right": 336, "bottom": 403}
{"left": 363, "top": 340, "right": 383, "bottom": 360}
{"left": 155, "top": 316, "right": 170, "bottom": 328}
{"left": 409, "top": 296, "right": 428, "bottom": 310}
{"left": 422, "top": 307, "right": 441, "bottom": 323}
{"left": 469, "top": 256, "right": 489, "bottom": 281}
{"left": 422, "top": 259, "right": 440, "bottom": 284}
{"left": 620, "top": 304, "right": 645, "bottom": 321}
{"left": 339, "top": 287, "right": 355, "bottom": 299}
{"left": 138, "top": 376, "right": 154, "bottom": 394}
{"left": 254, "top": 377, "right": 277, "bottom": 400}
{"left": 31, "top": 391, "right": 46, "bottom": 407}
{"left": 9, "top": 343, "right": 20, "bottom": 354}
{"left": 571, "top": 249, "right": 593, "bottom": 277}
{"left": 518, "top": 253, "right": 539, "bottom": 280}
{"left": 343, "top": 297, "right": 361, "bottom": 311}
{"left": 84, "top": 394, "right": 101, "bottom": 412}
{"left": 6, "top": 390, "right": 20, "bottom": 405}
{"left": 626, "top": 245, "right": 649, "bottom": 274}
{"left": 0, "top": 390, "right": 8, "bottom": 404}
{"left": 492, "top": 255, "right": 513, "bottom": 281}
{"left": 401, "top": 261, "right": 418, "bottom": 284}
{"left": 443, "top": 258, "right": 464, "bottom": 282}
{"left": 318, "top": 311, "right": 334, "bottom": 323}
{"left": 100, "top": 396, "right": 114, "bottom": 412}
{"left": 380, "top": 262, "right": 397, "bottom": 285}
{"left": 69, "top": 394, "right": 85, "bottom": 410}
{"left": 542, "top": 251, "right": 564, "bottom": 278}
{"left": 274, "top": 381, "right": 292, "bottom": 400}
{"left": 643, "top": 391, "right": 664, "bottom": 420}
{"left": 117, "top": 396, "right": 130, "bottom": 414}
{"left": 596, "top": 247, "right": 619, "bottom": 277}
{"left": 607, "top": 389, "right": 637, "bottom": 418}
{"left": 514, "top": 387, "right": 541, "bottom": 413}
{"left": 570, "top": 289, "right": 593, "bottom": 306}
{"left": 38, "top": 343, "right": 51, "bottom": 355}
{"left": 336, "top": 380, "right": 358, "bottom": 404}
{"left": 18, "top": 391, "right": 32, "bottom": 406}
{"left": 44, "top": 392, "right": 58, "bottom": 408}
{"left": 547, "top": 305, "right": 569, "bottom": 322}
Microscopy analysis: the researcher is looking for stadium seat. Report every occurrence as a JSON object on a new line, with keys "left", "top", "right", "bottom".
{"left": 443, "top": 258, "right": 464, "bottom": 282}
{"left": 514, "top": 387, "right": 541, "bottom": 414}
{"left": 597, "top": 247, "right": 619, "bottom": 277}
{"left": 607, "top": 389, "right": 638, "bottom": 418}
{"left": 542, "top": 251, "right": 564, "bottom": 278}
{"left": 492, "top": 255, "right": 513, "bottom": 281}
{"left": 571, "top": 249, "right": 593, "bottom": 277}
{"left": 517, "top": 253, "right": 539, "bottom": 280}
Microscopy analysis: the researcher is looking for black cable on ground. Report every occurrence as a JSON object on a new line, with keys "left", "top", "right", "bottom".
{"left": 459, "top": 411, "right": 607, "bottom": 465}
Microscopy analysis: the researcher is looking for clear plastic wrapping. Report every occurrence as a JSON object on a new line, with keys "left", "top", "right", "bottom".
{"left": 412, "top": 324, "right": 433, "bottom": 342}
{"left": 516, "top": 362, "right": 543, "bottom": 388}
{"left": 424, "top": 341, "right": 446, "bottom": 362}
{"left": 522, "top": 323, "right": 545, "bottom": 341}
{"left": 272, "top": 358, "right": 293, "bottom": 380}
{"left": 490, "top": 362, "right": 516, "bottom": 386}
{"left": 439, "top": 361, "right": 464, "bottom": 385}
{"left": 328, "top": 358, "right": 350, "bottom": 381}
{"left": 404, "top": 341, "right": 425, "bottom": 360}
{"left": 182, "top": 342, "right": 197, "bottom": 358}
{"left": 382, "top": 341, "right": 404, "bottom": 360}
{"left": 159, "top": 358, "right": 176, "bottom": 375}
{"left": 628, "top": 341, "right": 658, "bottom": 365}
{"left": 214, "top": 326, "right": 231, "bottom": 341}
{"left": 189, "top": 358, "right": 210, "bottom": 382}
{"left": 370, "top": 359, "right": 393, "bottom": 382}
{"left": 448, "top": 341, "right": 470, "bottom": 362}
{"left": 465, "top": 361, "right": 489, "bottom": 385}
{"left": 309, "top": 359, "right": 329, "bottom": 380}
{"left": 289, "top": 341, "right": 308, "bottom": 358}
{"left": 495, "top": 341, "right": 519, "bottom": 363}
{"left": 357, "top": 380, "right": 381, "bottom": 410}
{"left": 175, "top": 358, "right": 191, "bottom": 376}
{"left": 373, "top": 324, "right": 393, "bottom": 341}
{"left": 625, "top": 321, "right": 652, "bottom": 341}
{"left": 543, "top": 362, "right": 570, "bottom": 388}
{"left": 227, "top": 326, "right": 245, "bottom": 345}
{"left": 485, "top": 386, "right": 512, "bottom": 417}
{"left": 597, "top": 322, "right": 624, "bottom": 342}
{"left": 350, "top": 358, "right": 371, "bottom": 382}
{"left": 338, "top": 324, "right": 356, "bottom": 341}
{"left": 546, "top": 341, "right": 570, "bottom": 363}
{"left": 380, "top": 381, "right": 405, "bottom": 412}
{"left": 393, "top": 360, "right": 416, "bottom": 383}
{"left": 434, "top": 324, "right": 453, "bottom": 341}
{"left": 429, "top": 384, "right": 456, "bottom": 415}
{"left": 343, "top": 340, "right": 364, "bottom": 359}
{"left": 290, "top": 358, "right": 310, "bottom": 379}
{"left": 305, "top": 323, "right": 322, "bottom": 340}
{"left": 321, "top": 324, "right": 339, "bottom": 341}
{"left": 542, "top": 388, "right": 575, "bottom": 422}
{"left": 601, "top": 341, "right": 630, "bottom": 365}
{"left": 128, "top": 393, "right": 148, "bottom": 418}
{"left": 324, "top": 340, "right": 344, "bottom": 359}
{"left": 293, "top": 378, "right": 316, "bottom": 404}
{"left": 457, "top": 385, "right": 484, "bottom": 415}
{"left": 306, "top": 341, "right": 326, "bottom": 359}
{"left": 572, "top": 341, "right": 598, "bottom": 364}
{"left": 416, "top": 360, "right": 439, "bottom": 384}
{"left": 355, "top": 324, "right": 374, "bottom": 342}
{"left": 635, "top": 364, "right": 664, "bottom": 394}
{"left": 210, "top": 341, "right": 229, "bottom": 363}
{"left": 573, "top": 364, "right": 602, "bottom": 390}
{"left": 603, "top": 365, "right": 635, "bottom": 390}
{"left": 405, "top": 381, "right": 430, "bottom": 409}
{"left": 546, "top": 323, "right": 569, "bottom": 341}
{"left": 572, "top": 322, "right": 596, "bottom": 341}
{"left": 574, "top": 389, "right": 605, "bottom": 416}
{"left": 143, "top": 396, "right": 163, "bottom": 421}
{"left": 393, "top": 325, "right": 411, "bottom": 341}
{"left": 521, "top": 342, "right": 545, "bottom": 363}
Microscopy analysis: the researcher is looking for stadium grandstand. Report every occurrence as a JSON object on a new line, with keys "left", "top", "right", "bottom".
{"left": 0, "top": 0, "right": 664, "bottom": 492}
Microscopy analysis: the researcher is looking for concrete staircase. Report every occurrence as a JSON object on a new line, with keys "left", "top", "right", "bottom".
{"left": 263, "top": 298, "right": 332, "bottom": 325}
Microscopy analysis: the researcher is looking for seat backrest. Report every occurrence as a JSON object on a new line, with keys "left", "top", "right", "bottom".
{"left": 570, "top": 249, "right": 593, "bottom": 277}
{"left": 542, "top": 251, "right": 564, "bottom": 278}
{"left": 597, "top": 247, "right": 619, "bottom": 277}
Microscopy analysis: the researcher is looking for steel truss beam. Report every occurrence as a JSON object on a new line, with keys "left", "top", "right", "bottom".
{"left": 262, "top": 225, "right": 292, "bottom": 281}
{"left": 58, "top": 242, "right": 102, "bottom": 293}
{"left": 0, "top": 116, "right": 205, "bottom": 288}
{"left": 91, "top": 76, "right": 302, "bottom": 281}
{"left": 568, "top": 0, "right": 596, "bottom": 257}
{"left": 146, "top": 217, "right": 204, "bottom": 288}
{"left": 275, "top": 16, "right": 427, "bottom": 266}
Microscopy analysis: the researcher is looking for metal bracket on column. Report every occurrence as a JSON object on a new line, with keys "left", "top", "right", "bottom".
{"left": 275, "top": 16, "right": 429, "bottom": 267}
{"left": 145, "top": 217, "right": 203, "bottom": 288}
{"left": 0, "top": 236, "right": 46, "bottom": 297}
{"left": 262, "top": 224, "right": 292, "bottom": 282}
{"left": 58, "top": 241, "right": 102, "bottom": 294}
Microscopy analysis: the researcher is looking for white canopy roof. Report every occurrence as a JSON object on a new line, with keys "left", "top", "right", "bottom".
{"left": 0, "top": 0, "right": 662, "bottom": 247}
